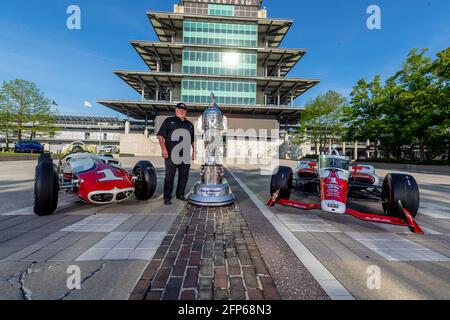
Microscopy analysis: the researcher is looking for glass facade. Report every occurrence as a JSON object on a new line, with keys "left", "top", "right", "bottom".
{"left": 208, "top": 4, "right": 234, "bottom": 17}
{"left": 184, "top": 2, "right": 258, "bottom": 18}
{"left": 183, "top": 20, "right": 258, "bottom": 47}
{"left": 182, "top": 79, "right": 257, "bottom": 105}
{"left": 182, "top": 50, "right": 257, "bottom": 77}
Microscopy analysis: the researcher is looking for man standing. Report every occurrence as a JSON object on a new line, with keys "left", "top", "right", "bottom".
{"left": 157, "top": 103, "right": 196, "bottom": 205}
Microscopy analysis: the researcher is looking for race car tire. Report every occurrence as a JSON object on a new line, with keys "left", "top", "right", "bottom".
{"left": 270, "top": 166, "right": 293, "bottom": 201}
{"left": 133, "top": 161, "right": 157, "bottom": 201}
{"left": 34, "top": 161, "right": 59, "bottom": 216}
{"left": 381, "top": 173, "right": 420, "bottom": 218}
{"left": 38, "top": 152, "right": 52, "bottom": 164}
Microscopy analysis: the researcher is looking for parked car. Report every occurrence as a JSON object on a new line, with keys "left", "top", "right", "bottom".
{"left": 98, "top": 145, "right": 119, "bottom": 154}
{"left": 14, "top": 141, "right": 44, "bottom": 153}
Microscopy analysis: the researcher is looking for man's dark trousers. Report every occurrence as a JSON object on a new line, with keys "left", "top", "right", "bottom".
{"left": 164, "top": 158, "right": 191, "bottom": 200}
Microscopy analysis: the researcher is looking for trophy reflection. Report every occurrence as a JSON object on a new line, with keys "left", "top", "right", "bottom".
{"left": 188, "top": 94, "right": 236, "bottom": 207}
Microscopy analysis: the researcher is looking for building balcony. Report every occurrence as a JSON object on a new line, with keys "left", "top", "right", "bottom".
{"left": 131, "top": 41, "right": 307, "bottom": 77}
{"left": 147, "top": 11, "right": 292, "bottom": 48}
{"left": 97, "top": 99, "right": 306, "bottom": 124}
{"left": 112, "top": 70, "right": 319, "bottom": 107}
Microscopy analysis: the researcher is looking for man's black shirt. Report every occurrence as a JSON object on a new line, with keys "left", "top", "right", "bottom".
{"left": 157, "top": 116, "right": 195, "bottom": 157}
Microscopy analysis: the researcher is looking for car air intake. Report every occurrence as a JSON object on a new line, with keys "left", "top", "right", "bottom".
{"left": 91, "top": 193, "right": 114, "bottom": 203}
{"left": 116, "top": 191, "right": 133, "bottom": 201}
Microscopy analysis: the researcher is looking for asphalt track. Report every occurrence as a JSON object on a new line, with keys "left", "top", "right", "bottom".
{"left": 0, "top": 157, "right": 449, "bottom": 299}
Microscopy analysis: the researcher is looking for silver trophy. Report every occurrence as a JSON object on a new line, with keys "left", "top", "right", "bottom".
{"left": 188, "top": 94, "right": 236, "bottom": 206}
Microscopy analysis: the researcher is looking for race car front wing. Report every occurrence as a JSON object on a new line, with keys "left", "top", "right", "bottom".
{"left": 267, "top": 192, "right": 424, "bottom": 234}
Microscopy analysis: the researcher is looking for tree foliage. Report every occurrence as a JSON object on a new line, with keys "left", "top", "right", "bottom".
{"left": 0, "top": 79, "right": 58, "bottom": 145}
{"left": 344, "top": 48, "right": 449, "bottom": 160}
{"left": 293, "top": 91, "right": 347, "bottom": 155}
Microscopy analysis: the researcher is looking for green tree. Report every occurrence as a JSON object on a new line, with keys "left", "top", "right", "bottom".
{"left": 428, "top": 48, "right": 450, "bottom": 160}
{"left": 0, "top": 79, "right": 57, "bottom": 142}
{"left": 345, "top": 48, "right": 449, "bottom": 160}
{"left": 293, "top": 91, "right": 347, "bottom": 155}
{"left": 343, "top": 76, "right": 388, "bottom": 158}
{"left": 389, "top": 49, "right": 437, "bottom": 160}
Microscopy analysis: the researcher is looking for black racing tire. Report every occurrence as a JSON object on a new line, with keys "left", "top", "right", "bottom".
{"left": 34, "top": 162, "right": 59, "bottom": 216}
{"left": 381, "top": 173, "right": 420, "bottom": 218}
{"left": 270, "top": 166, "right": 293, "bottom": 201}
{"left": 38, "top": 152, "right": 52, "bottom": 164}
{"left": 133, "top": 161, "right": 157, "bottom": 201}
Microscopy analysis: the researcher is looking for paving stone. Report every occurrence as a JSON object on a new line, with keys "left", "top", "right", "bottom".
{"left": 141, "top": 260, "right": 162, "bottom": 280}
{"left": 184, "top": 267, "right": 199, "bottom": 288}
{"left": 229, "top": 277, "right": 246, "bottom": 300}
{"left": 214, "top": 289, "right": 230, "bottom": 300}
{"left": 153, "top": 245, "right": 169, "bottom": 260}
{"left": 247, "top": 288, "right": 264, "bottom": 300}
{"left": 145, "top": 290, "right": 163, "bottom": 300}
{"left": 163, "top": 278, "right": 183, "bottom": 300}
{"left": 242, "top": 266, "right": 259, "bottom": 288}
{"left": 134, "top": 279, "right": 151, "bottom": 295}
{"left": 189, "top": 251, "right": 201, "bottom": 266}
{"left": 130, "top": 204, "right": 279, "bottom": 301}
{"left": 214, "top": 267, "right": 228, "bottom": 289}
{"left": 200, "top": 258, "right": 213, "bottom": 277}
{"left": 180, "top": 290, "right": 196, "bottom": 300}
{"left": 173, "top": 258, "right": 188, "bottom": 277}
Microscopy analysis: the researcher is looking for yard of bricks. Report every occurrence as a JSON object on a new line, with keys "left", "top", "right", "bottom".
{"left": 130, "top": 203, "right": 281, "bottom": 300}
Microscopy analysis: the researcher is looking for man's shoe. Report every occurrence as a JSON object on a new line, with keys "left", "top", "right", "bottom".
{"left": 176, "top": 195, "right": 187, "bottom": 201}
{"left": 164, "top": 199, "right": 172, "bottom": 206}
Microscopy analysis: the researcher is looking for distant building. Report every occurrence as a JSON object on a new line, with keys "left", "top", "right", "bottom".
{"left": 0, "top": 115, "right": 151, "bottom": 154}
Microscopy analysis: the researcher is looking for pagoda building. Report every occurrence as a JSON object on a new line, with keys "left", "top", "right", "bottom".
{"left": 98, "top": 0, "right": 319, "bottom": 158}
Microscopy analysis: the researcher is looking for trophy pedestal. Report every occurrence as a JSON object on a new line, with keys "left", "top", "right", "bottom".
{"left": 188, "top": 165, "right": 235, "bottom": 207}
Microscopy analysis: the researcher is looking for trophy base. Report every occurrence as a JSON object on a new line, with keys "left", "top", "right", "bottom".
{"left": 188, "top": 182, "right": 236, "bottom": 207}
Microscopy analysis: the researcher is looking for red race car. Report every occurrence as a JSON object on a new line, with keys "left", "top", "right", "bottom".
{"left": 268, "top": 151, "right": 423, "bottom": 234}
{"left": 33, "top": 144, "right": 157, "bottom": 216}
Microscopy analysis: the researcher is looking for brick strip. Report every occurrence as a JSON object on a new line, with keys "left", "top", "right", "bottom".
{"left": 130, "top": 203, "right": 280, "bottom": 300}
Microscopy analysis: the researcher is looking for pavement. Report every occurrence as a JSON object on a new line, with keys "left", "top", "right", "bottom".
{"left": 0, "top": 157, "right": 449, "bottom": 300}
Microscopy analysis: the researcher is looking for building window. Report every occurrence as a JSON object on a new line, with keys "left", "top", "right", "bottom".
{"left": 85, "top": 133, "right": 90, "bottom": 140}
{"left": 181, "top": 79, "right": 257, "bottom": 105}
{"left": 208, "top": 4, "right": 234, "bottom": 17}
{"left": 183, "top": 20, "right": 258, "bottom": 47}
{"left": 182, "top": 49, "right": 257, "bottom": 77}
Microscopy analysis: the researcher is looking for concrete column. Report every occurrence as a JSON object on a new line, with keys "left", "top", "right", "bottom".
{"left": 277, "top": 92, "right": 281, "bottom": 106}
{"left": 156, "top": 59, "right": 161, "bottom": 72}
{"left": 141, "top": 86, "right": 145, "bottom": 101}
{"left": 366, "top": 139, "right": 370, "bottom": 159}
{"left": 354, "top": 141, "right": 358, "bottom": 160}
{"left": 125, "top": 120, "right": 130, "bottom": 135}
{"left": 342, "top": 142, "right": 346, "bottom": 156}
{"left": 156, "top": 89, "right": 159, "bottom": 101}
{"left": 144, "top": 115, "right": 149, "bottom": 137}
{"left": 264, "top": 94, "right": 267, "bottom": 105}
{"left": 290, "top": 95, "right": 293, "bottom": 106}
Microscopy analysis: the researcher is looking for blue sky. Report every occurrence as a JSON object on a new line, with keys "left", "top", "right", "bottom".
{"left": 0, "top": 0, "right": 448, "bottom": 118}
